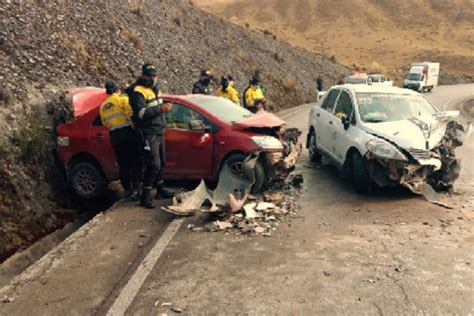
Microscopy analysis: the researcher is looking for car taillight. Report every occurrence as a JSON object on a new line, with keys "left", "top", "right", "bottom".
{"left": 57, "top": 136, "right": 70, "bottom": 146}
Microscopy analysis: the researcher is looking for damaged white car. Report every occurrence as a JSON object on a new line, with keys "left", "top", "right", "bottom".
{"left": 306, "top": 85, "right": 470, "bottom": 194}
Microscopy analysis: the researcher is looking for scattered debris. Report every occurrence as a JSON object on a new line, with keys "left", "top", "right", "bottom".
{"left": 394, "top": 267, "right": 402, "bottom": 273}
{"left": 161, "top": 302, "right": 173, "bottom": 307}
{"left": 363, "top": 278, "right": 377, "bottom": 284}
{"left": 420, "top": 183, "right": 454, "bottom": 209}
{"left": 1, "top": 295, "right": 14, "bottom": 303}
{"left": 256, "top": 202, "right": 276, "bottom": 211}
{"left": 171, "top": 307, "right": 183, "bottom": 313}
{"left": 323, "top": 271, "right": 331, "bottom": 277}
{"left": 214, "top": 221, "right": 233, "bottom": 230}
{"left": 290, "top": 174, "right": 304, "bottom": 187}
{"left": 154, "top": 300, "right": 160, "bottom": 307}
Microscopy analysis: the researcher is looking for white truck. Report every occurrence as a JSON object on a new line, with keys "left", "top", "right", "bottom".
{"left": 403, "top": 62, "right": 440, "bottom": 92}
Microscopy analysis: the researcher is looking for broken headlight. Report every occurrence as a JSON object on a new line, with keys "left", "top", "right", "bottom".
{"left": 252, "top": 136, "right": 284, "bottom": 150}
{"left": 366, "top": 139, "right": 407, "bottom": 161}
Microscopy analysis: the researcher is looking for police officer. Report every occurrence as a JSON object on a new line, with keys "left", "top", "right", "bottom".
{"left": 216, "top": 76, "right": 240, "bottom": 106}
{"left": 192, "top": 69, "right": 213, "bottom": 95}
{"left": 127, "top": 63, "right": 173, "bottom": 208}
{"left": 100, "top": 80, "right": 141, "bottom": 201}
{"left": 243, "top": 75, "right": 266, "bottom": 113}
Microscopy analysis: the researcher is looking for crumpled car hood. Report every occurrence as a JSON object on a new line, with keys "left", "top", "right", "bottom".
{"left": 363, "top": 116, "right": 447, "bottom": 150}
{"left": 69, "top": 87, "right": 107, "bottom": 118}
{"left": 232, "top": 111, "right": 286, "bottom": 130}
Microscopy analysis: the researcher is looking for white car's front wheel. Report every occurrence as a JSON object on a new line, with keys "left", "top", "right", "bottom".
{"left": 351, "top": 152, "right": 371, "bottom": 194}
{"left": 308, "top": 131, "right": 322, "bottom": 162}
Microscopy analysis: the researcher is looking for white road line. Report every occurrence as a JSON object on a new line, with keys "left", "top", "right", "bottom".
{"left": 107, "top": 218, "right": 184, "bottom": 316}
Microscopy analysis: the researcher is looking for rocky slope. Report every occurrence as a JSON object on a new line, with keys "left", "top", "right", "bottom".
{"left": 0, "top": 0, "right": 347, "bottom": 260}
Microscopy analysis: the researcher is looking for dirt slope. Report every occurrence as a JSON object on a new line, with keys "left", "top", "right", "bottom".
{"left": 194, "top": 0, "right": 474, "bottom": 83}
{"left": 0, "top": 0, "right": 346, "bottom": 261}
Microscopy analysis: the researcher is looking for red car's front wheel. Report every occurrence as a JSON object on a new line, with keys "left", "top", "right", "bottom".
{"left": 225, "top": 153, "right": 266, "bottom": 194}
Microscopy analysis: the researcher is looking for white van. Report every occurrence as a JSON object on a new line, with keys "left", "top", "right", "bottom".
{"left": 403, "top": 62, "right": 440, "bottom": 92}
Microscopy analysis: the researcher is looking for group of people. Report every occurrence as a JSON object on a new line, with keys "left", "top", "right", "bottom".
{"left": 100, "top": 63, "right": 174, "bottom": 209}
{"left": 99, "top": 65, "right": 270, "bottom": 209}
{"left": 192, "top": 69, "right": 266, "bottom": 113}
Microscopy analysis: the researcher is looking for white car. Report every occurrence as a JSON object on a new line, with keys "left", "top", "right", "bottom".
{"left": 368, "top": 74, "right": 393, "bottom": 86}
{"left": 306, "top": 85, "right": 467, "bottom": 194}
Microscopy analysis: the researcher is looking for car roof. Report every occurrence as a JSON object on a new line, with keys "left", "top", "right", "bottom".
{"left": 334, "top": 84, "right": 419, "bottom": 96}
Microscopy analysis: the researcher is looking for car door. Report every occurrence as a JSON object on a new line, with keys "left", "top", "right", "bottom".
{"left": 164, "top": 103, "right": 214, "bottom": 179}
{"left": 87, "top": 112, "right": 117, "bottom": 179}
{"left": 328, "top": 89, "right": 356, "bottom": 166}
{"left": 316, "top": 88, "right": 340, "bottom": 154}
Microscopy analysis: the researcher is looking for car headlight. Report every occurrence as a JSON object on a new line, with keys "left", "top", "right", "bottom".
{"left": 366, "top": 139, "right": 407, "bottom": 161}
{"left": 252, "top": 136, "right": 283, "bottom": 150}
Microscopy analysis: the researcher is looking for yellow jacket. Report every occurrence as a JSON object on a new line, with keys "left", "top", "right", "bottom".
{"left": 244, "top": 85, "right": 265, "bottom": 108}
{"left": 217, "top": 85, "right": 240, "bottom": 106}
{"left": 100, "top": 93, "right": 133, "bottom": 131}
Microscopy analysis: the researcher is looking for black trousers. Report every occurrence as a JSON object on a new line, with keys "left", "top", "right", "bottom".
{"left": 141, "top": 134, "right": 166, "bottom": 189}
{"left": 110, "top": 127, "right": 142, "bottom": 191}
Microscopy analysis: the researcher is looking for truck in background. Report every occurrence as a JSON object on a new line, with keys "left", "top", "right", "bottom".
{"left": 403, "top": 62, "right": 440, "bottom": 92}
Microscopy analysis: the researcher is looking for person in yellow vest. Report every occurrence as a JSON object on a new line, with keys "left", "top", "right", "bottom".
{"left": 126, "top": 63, "right": 173, "bottom": 208}
{"left": 100, "top": 80, "right": 141, "bottom": 201}
{"left": 243, "top": 76, "right": 266, "bottom": 113}
{"left": 216, "top": 76, "right": 240, "bottom": 106}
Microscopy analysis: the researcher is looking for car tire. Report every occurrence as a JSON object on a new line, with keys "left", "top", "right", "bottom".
{"left": 308, "top": 130, "right": 323, "bottom": 162}
{"left": 225, "top": 153, "right": 266, "bottom": 194}
{"left": 70, "top": 161, "right": 106, "bottom": 199}
{"left": 351, "top": 152, "right": 371, "bottom": 195}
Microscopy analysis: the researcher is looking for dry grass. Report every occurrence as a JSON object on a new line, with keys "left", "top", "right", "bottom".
{"left": 122, "top": 29, "right": 144, "bottom": 51}
{"left": 0, "top": 87, "right": 13, "bottom": 106}
{"left": 130, "top": 0, "right": 146, "bottom": 18}
{"left": 59, "top": 32, "right": 104, "bottom": 72}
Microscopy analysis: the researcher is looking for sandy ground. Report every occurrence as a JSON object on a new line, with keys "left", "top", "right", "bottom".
{"left": 0, "top": 85, "right": 473, "bottom": 315}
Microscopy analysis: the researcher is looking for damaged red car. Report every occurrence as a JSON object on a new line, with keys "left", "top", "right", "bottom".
{"left": 56, "top": 88, "right": 301, "bottom": 199}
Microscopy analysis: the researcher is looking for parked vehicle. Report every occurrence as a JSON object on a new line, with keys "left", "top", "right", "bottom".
{"left": 306, "top": 84, "right": 466, "bottom": 194}
{"left": 56, "top": 88, "right": 301, "bottom": 199}
{"left": 403, "top": 62, "right": 440, "bottom": 92}
{"left": 345, "top": 73, "right": 392, "bottom": 86}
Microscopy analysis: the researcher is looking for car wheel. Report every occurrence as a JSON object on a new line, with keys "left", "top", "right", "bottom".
{"left": 225, "top": 153, "right": 266, "bottom": 194}
{"left": 308, "top": 130, "right": 323, "bottom": 162}
{"left": 351, "top": 152, "right": 371, "bottom": 195}
{"left": 70, "top": 161, "right": 106, "bottom": 199}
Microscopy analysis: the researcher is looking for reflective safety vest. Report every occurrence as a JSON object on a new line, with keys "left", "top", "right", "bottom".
{"left": 133, "top": 85, "right": 162, "bottom": 119}
{"left": 217, "top": 85, "right": 240, "bottom": 106}
{"left": 244, "top": 85, "right": 265, "bottom": 108}
{"left": 100, "top": 93, "right": 133, "bottom": 131}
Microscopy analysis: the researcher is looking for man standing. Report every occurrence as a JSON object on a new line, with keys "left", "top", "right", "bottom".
{"left": 100, "top": 80, "right": 141, "bottom": 201}
{"left": 316, "top": 76, "right": 323, "bottom": 92}
{"left": 217, "top": 76, "right": 240, "bottom": 106}
{"left": 243, "top": 76, "right": 266, "bottom": 113}
{"left": 192, "top": 69, "right": 213, "bottom": 95}
{"left": 127, "top": 63, "right": 173, "bottom": 209}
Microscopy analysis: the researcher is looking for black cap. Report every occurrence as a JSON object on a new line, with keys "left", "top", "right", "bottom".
{"left": 105, "top": 80, "right": 117, "bottom": 94}
{"left": 142, "top": 63, "right": 158, "bottom": 77}
{"left": 228, "top": 75, "right": 234, "bottom": 81}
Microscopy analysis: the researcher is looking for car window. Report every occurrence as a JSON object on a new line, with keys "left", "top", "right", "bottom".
{"left": 186, "top": 95, "right": 253, "bottom": 123}
{"left": 334, "top": 90, "right": 353, "bottom": 119}
{"left": 321, "top": 89, "right": 340, "bottom": 112}
{"left": 92, "top": 115, "right": 102, "bottom": 127}
{"left": 165, "top": 103, "right": 208, "bottom": 130}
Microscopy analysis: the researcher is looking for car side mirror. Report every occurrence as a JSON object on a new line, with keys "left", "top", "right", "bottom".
{"left": 341, "top": 115, "right": 351, "bottom": 130}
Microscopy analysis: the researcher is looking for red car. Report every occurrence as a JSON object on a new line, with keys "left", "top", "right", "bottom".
{"left": 56, "top": 88, "right": 300, "bottom": 199}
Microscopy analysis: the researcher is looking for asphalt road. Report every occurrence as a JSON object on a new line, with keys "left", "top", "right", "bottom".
{"left": 1, "top": 84, "right": 473, "bottom": 315}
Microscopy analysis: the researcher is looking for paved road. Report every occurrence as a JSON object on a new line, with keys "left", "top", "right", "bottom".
{"left": 1, "top": 85, "right": 473, "bottom": 315}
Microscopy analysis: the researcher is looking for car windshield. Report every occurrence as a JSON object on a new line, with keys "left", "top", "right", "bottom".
{"left": 346, "top": 76, "right": 367, "bottom": 84}
{"left": 357, "top": 93, "right": 437, "bottom": 123}
{"left": 187, "top": 95, "right": 253, "bottom": 123}
{"left": 406, "top": 73, "right": 422, "bottom": 81}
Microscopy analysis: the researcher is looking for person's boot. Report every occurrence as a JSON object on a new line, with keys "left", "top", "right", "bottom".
{"left": 140, "top": 188, "right": 155, "bottom": 209}
{"left": 127, "top": 181, "right": 140, "bottom": 201}
{"left": 155, "top": 187, "right": 175, "bottom": 200}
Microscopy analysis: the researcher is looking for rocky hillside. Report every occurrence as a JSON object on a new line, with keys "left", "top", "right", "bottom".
{"left": 0, "top": 0, "right": 347, "bottom": 260}
{"left": 194, "top": 0, "right": 474, "bottom": 84}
